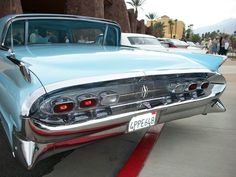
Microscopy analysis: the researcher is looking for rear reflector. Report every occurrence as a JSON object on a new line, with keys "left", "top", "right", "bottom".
{"left": 54, "top": 102, "right": 74, "bottom": 113}
{"left": 80, "top": 99, "right": 97, "bottom": 108}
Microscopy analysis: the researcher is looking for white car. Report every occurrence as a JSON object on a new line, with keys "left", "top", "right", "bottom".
{"left": 158, "top": 38, "right": 207, "bottom": 54}
{"left": 187, "top": 41, "right": 207, "bottom": 53}
{"left": 121, "top": 33, "right": 207, "bottom": 54}
{"left": 121, "top": 33, "right": 167, "bottom": 52}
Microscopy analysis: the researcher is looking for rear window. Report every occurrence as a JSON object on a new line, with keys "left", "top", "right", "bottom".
{"left": 128, "top": 37, "right": 161, "bottom": 45}
{"left": 4, "top": 18, "right": 120, "bottom": 47}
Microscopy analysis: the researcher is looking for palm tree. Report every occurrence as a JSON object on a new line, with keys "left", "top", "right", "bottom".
{"left": 145, "top": 12, "right": 158, "bottom": 20}
{"left": 127, "top": 0, "right": 146, "bottom": 18}
{"left": 186, "top": 24, "right": 194, "bottom": 39}
{"left": 168, "top": 19, "right": 174, "bottom": 38}
{"left": 174, "top": 19, "right": 178, "bottom": 38}
{"left": 145, "top": 12, "right": 158, "bottom": 34}
{"left": 153, "top": 22, "right": 165, "bottom": 37}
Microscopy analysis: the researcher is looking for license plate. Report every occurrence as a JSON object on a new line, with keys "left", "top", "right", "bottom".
{"left": 128, "top": 112, "right": 157, "bottom": 132}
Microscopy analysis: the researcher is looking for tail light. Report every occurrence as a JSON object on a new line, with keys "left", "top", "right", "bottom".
{"left": 80, "top": 98, "right": 97, "bottom": 108}
{"left": 201, "top": 82, "right": 209, "bottom": 89}
{"left": 53, "top": 102, "right": 74, "bottom": 113}
{"left": 169, "top": 43, "right": 177, "bottom": 48}
{"left": 77, "top": 94, "right": 98, "bottom": 108}
{"left": 188, "top": 83, "right": 197, "bottom": 91}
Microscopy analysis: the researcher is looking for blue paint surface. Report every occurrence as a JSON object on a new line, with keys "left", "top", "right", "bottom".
{"left": 175, "top": 52, "right": 225, "bottom": 72}
{"left": 13, "top": 44, "right": 218, "bottom": 86}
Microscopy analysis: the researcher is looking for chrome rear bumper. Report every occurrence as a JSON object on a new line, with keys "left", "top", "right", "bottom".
{"left": 13, "top": 81, "right": 226, "bottom": 169}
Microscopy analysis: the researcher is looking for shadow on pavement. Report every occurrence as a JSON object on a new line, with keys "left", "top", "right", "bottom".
{"left": 0, "top": 125, "right": 73, "bottom": 177}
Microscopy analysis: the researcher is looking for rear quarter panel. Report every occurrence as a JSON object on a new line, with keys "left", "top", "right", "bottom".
{"left": 176, "top": 53, "right": 226, "bottom": 72}
{"left": 0, "top": 51, "right": 43, "bottom": 145}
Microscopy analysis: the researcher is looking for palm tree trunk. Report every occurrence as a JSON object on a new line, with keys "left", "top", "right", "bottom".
{"left": 135, "top": 7, "right": 138, "bottom": 18}
{"left": 175, "top": 22, "right": 177, "bottom": 37}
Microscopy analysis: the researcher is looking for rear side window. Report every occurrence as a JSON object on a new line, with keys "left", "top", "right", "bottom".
{"left": 5, "top": 20, "right": 25, "bottom": 47}
{"left": 105, "top": 26, "right": 119, "bottom": 46}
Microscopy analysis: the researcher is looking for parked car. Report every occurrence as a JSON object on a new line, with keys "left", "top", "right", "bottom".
{"left": 0, "top": 14, "right": 227, "bottom": 169}
{"left": 187, "top": 41, "right": 198, "bottom": 47}
{"left": 158, "top": 38, "right": 188, "bottom": 48}
{"left": 187, "top": 41, "right": 208, "bottom": 53}
{"left": 122, "top": 34, "right": 207, "bottom": 54}
{"left": 158, "top": 38, "right": 207, "bottom": 54}
{"left": 121, "top": 33, "right": 167, "bottom": 52}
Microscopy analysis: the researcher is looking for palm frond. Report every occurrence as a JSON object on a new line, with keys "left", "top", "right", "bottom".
{"left": 145, "top": 12, "right": 158, "bottom": 20}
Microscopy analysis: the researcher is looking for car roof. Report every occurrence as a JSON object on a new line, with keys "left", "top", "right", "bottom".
{"left": 0, "top": 13, "right": 119, "bottom": 25}
{"left": 122, "top": 33, "right": 156, "bottom": 38}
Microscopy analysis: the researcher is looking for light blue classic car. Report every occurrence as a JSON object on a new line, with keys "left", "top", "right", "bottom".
{"left": 0, "top": 14, "right": 226, "bottom": 169}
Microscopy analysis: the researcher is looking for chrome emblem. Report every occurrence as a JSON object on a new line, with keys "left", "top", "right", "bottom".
{"left": 141, "top": 85, "right": 149, "bottom": 98}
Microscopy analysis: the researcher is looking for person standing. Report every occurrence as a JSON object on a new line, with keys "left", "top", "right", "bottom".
{"left": 223, "top": 36, "right": 230, "bottom": 55}
{"left": 207, "top": 38, "right": 213, "bottom": 54}
{"left": 211, "top": 38, "right": 218, "bottom": 54}
{"left": 218, "top": 36, "right": 224, "bottom": 55}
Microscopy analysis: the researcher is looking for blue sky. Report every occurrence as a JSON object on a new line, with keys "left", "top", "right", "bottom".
{"left": 125, "top": 0, "right": 236, "bottom": 29}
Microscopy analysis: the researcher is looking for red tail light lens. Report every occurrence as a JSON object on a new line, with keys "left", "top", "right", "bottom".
{"left": 80, "top": 99, "right": 97, "bottom": 108}
{"left": 201, "top": 82, "right": 209, "bottom": 89}
{"left": 188, "top": 83, "right": 197, "bottom": 91}
{"left": 54, "top": 102, "right": 74, "bottom": 113}
{"left": 169, "top": 43, "right": 177, "bottom": 48}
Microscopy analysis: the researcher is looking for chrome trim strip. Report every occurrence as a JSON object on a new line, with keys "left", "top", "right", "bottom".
{"left": 21, "top": 87, "right": 46, "bottom": 116}
{"left": 219, "top": 55, "right": 228, "bottom": 67}
{"left": 111, "top": 97, "right": 166, "bottom": 108}
{"left": 21, "top": 69, "right": 213, "bottom": 116}
{"left": 25, "top": 21, "right": 29, "bottom": 46}
{"left": 45, "top": 69, "right": 211, "bottom": 93}
{"left": 103, "top": 25, "right": 109, "bottom": 45}
{"left": 6, "top": 13, "right": 119, "bottom": 25}
{"left": 143, "top": 68, "right": 211, "bottom": 76}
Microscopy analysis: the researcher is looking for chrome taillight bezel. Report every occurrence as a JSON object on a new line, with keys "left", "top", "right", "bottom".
{"left": 99, "top": 91, "right": 119, "bottom": 106}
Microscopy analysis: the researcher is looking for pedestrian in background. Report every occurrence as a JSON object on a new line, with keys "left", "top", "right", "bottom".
{"left": 211, "top": 38, "right": 218, "bottom": 54}
{"left": 207, "top": 38, "right": 213, "bottom": 54}
{"left": 218, "top": 36, "right": 224, "bottom": 55}
{"left": 223, "top": 36, "right": 230, "bottom": 55}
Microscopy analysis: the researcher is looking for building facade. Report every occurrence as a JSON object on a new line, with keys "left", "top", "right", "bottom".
{"left": 147, "top": 15, "right": 185, "bottom": 39}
